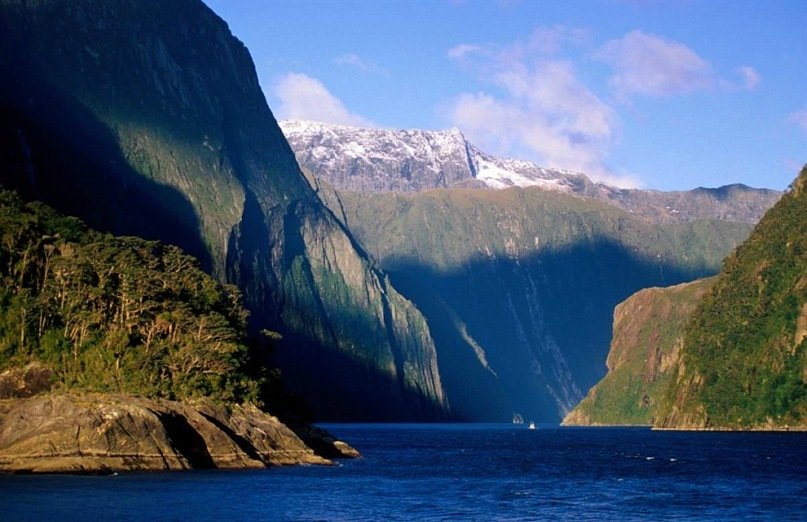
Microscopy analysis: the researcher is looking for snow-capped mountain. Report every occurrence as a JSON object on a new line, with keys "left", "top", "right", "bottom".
{"left": 280, "top": 120, "right": 781, "bottom": 224}
{"left": 280, "top": 119, "right": 592, "bottom": 193}
{"left": 279, "top": 120, "right": 476, "bottom": 192}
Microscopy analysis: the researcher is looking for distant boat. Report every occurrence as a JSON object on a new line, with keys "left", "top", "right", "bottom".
{"left": 512, "top": 413, "right": 524, "bottom": 425}
{"left": 528, "top": 421, "right": 536, "bottom": 430}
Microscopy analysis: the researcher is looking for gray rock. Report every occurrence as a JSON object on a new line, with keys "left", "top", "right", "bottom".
{"left": 0, "top": 393, "right": 359, "bottom": 473}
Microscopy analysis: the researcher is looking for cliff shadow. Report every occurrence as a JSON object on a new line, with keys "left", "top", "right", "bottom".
{"left": 382, "top": 238, "right": 718, "bottom": 422}
{"left": 227, "top": 194, "right": 451, "bottom": 422}
{"left": 199, "top": 412, "right": 263, "bottom": 463}
{"left": 271, "top": 329, "right": 451, "bottom": 422}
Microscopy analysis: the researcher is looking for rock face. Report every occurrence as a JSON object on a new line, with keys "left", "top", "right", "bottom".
{"left": 281, "top": 120, "right": 781, "bottom": 225}
{"left": 0, "top": 363, "right": 53, "bottom": 399}
{"left": 0, "top": 0, "right": 784, "bottom": 424}
{"left": 281, "top": 120, "right": 479, "bottom": 192}
{"left": 308, "top": 180, "right": 754, "bottom": 421}
{"left": 0, "top": 394, "right": 358, "bottom": 473}
{"left": 0, "top": 0, "right": 445, "bottom": 420}
{"left": 562, "top": 278, "right": 715, "bottom": 426}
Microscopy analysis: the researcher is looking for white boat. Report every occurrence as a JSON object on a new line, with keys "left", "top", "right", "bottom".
{"left": 528, "top": 421, "right": 536, "bottom": 430}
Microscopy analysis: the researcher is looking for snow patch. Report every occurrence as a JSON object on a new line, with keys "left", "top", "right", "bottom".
{"left": 474, "top": 153, "right": 572, "bottom": 192}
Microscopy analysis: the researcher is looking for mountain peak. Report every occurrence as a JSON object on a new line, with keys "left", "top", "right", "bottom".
{"left": 278, "top": 119, "right": 477, "bottom": 192}
{"left": 279, "top": 119, "right": 599, "bottom": 194}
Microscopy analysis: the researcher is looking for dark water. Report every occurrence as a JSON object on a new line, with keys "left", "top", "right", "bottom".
{"left": 1, "top": 424, "right": 806, "bottom": 521}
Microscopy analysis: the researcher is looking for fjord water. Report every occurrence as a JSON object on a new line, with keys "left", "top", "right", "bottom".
{"left": 2, "top": 425, "right": 805, "bottom": 521}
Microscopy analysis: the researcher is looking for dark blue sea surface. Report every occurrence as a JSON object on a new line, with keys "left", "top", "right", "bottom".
{"left": 1, "top": 424, "right": 806, "bottom": 521}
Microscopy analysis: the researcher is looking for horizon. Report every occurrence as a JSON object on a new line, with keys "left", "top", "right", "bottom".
{"left": 203, "top": 0, "right": 806, "bottom": 192}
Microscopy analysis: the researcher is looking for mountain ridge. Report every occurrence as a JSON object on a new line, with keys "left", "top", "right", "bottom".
{"left": 0, "top": 0, "right": 787, "bottom": 424}
{"left": 280, "top": 119, "right": 781, "bottom": 225}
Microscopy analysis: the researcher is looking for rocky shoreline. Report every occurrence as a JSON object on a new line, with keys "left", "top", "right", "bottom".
{"left": 0, "top": 393, "right": 358, "bottom": 474}
{"left": 650, "top": 425, "right": 807, "bottom": 432}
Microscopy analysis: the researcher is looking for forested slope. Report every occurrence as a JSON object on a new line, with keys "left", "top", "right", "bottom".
{"left": 657, "top": 167, "right": 807, "bottom": 429}
{"left": 0, "top": 190, "right": 264, "bottom": 403}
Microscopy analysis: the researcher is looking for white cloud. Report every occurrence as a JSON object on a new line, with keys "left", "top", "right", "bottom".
{"left": 595, "top": 30, "right": 715, "bottom": 98}
{"left": 447, "top": 44, "right": 486, "bottom": 61}
{"left": 273, "top": 72, "right": 372, "bottom": 127}
{"left": 450, "top": 26, "right": 586, "bottom": 67}
{"left": 334, "top": 53, "right": 389, "bottom": 77}
{"left": 524, "top": 25, "right": 588, "bottom": 57}
{"left": 447, "top": 27, "right": 761, "bottom": 187}
{"left": 446, "top": 28, "right": 627, "bottom": 186}
{"left": 789, "top": 107, "right": 807, "bottom": 136}
{"left": 738, "top": 66, "right": 760, "bottom": 90}
{"left": 449, "top": 61, "right": 622, "bottom": 184}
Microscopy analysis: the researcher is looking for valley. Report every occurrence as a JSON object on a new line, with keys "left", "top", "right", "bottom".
{"left": 0, "top": 0, "right": 800, "bottom": 434}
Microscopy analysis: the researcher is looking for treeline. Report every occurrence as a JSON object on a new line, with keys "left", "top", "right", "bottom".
{"left": 0, "top": 189, "right": 272, "bottom": 404}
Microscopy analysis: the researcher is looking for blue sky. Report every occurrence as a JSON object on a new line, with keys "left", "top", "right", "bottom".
{"left": 203, "top": 0, "right": 806, "bottom": 191}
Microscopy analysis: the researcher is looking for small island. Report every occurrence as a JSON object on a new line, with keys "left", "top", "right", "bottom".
{"left": 0, "top": 192, "right": 357, "bottom": 472}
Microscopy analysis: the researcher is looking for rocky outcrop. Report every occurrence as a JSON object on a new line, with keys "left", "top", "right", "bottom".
{"left": 0, "top": 394, "right": 358, "bottom": 473}
{"left": 291, "top": 423, "right": 361, "bottom": 460}
{"left": 562, "top": 278, "right": 715, "bottom": 426}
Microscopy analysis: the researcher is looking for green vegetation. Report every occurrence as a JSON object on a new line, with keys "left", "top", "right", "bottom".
{"left": 0, "top": 190, "right": 268, "bottom": 404}
{"left": 658, "top": 168, "right": 807, "bottom": 428}
{"left": 333, "top": 186, "right": 752, "bottom": 274}
{"left": 0, "top": 0, "right": 784, "bottom": 423}
{"left": 563, "top": 278, "right": 714, "bottom": 426}
{"left": 315, "top": 184, "right": 755, "bottom": 421}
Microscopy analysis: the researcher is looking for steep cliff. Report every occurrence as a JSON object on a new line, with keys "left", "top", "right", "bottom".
{"left": 562, "top": 278, "right": 715, "bottom": 426}
{"left": 310, "top": 180, "right": 752, "bottom": 421}
{"left": 0, "top": 0, "right": 445, "bottom": 420}
{"left": 0, "top": 0, "right": 787, "bottom": 424}
{"left": 656, "top": 167, "right": 807, "bottom": 429}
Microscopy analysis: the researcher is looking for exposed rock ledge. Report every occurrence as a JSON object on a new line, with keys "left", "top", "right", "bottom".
{"left": 0, "top": 394, "right": 358, "bottom": 473}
